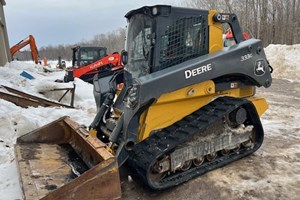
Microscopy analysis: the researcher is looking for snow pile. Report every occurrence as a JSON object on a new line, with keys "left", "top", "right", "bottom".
{"left": 265, "top": 44, "right": 300, "bottom": 81}
{"left": 0, "top": 61, "right": 97, "bottom": 199}
{"left": 0, "top": 61, "right": 96, "bottom": 110}
{"left": 0, "top": 60, "right": 97, "bottom": 126}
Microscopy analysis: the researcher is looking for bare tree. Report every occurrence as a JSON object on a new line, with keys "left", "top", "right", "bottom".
{"left": 16, "top": 0, "right": 300, "bottom": 62}
{"left": 224, "top": 0, "right": 233, "bottom": 13}
{"left": 182, "top": 0, "right": 300, "bottom": 46}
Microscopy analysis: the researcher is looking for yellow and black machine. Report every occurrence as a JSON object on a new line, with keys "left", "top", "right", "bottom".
{"left": 15, "top": 5, "right": 272, "bottom": 199}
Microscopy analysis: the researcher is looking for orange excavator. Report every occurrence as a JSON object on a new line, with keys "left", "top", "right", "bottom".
{"left": 64, "top": 46, "right": 124, "bottom": 83}
{"left": 10, "top": 35, "right": 39, "bottom": 64}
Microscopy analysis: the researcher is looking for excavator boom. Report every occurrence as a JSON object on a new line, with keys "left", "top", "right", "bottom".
{"left": 10, "top": 35, "right": 39, "bottom": 64}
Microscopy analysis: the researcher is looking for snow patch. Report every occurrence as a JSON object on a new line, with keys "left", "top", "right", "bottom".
{"left": 265, "top": 44, "right": 300, "bottom": 81}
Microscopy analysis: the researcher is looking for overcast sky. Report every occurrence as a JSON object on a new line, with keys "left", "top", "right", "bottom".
{"left": 4, "top": 0, "right": 181, "bottom": 47}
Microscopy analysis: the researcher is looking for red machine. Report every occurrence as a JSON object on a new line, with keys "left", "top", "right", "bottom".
{"left": 224, "top": 29, "right": 249, "bottom": 47}
{"left": 64, "top": 50, "right": 123, "bottom": 83}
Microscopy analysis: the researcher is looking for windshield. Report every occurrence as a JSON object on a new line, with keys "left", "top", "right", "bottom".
{"left": 125, "top": 14, "right": 153, "bottom": 78}
{"left": 78, "top": 48, "right": 106, "bottom": 66}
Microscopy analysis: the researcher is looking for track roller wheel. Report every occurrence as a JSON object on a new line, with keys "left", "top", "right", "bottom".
{"left": 221, "top": 149, "right": 230, "bottom": 156}
{"left": 206, "top": 152, "right": 217, "bottom": 162}
{"left": 150, "top": 159, "right": 167, "bottom": 182}
{"left": 193, "top": 157, "right": 205, "bottom": 167}
{"left": 232, "top": 144, "right": 241, "bottom": 153}
{"left": 180, "top": 160, "right": 192, "bottom": 171}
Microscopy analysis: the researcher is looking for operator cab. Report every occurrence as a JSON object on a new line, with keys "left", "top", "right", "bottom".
{"left": 72, "top": 46, "right": 107, "bottom": 68}
{"left": 124, "top": 5, "right": 209, "bottom": 78}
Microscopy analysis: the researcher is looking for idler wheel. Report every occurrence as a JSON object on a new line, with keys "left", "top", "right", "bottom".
{"left": 150, "top": 162, "right": 167, "bottom": 182}
{"left": 242, "top": 140, "right": 253, "bottom": 148}
{"left": 148, "top": 171, "right": 166, "bottom": 182}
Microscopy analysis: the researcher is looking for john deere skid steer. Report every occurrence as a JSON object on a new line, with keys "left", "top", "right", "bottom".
{"left": 15, "top": 5, "right": 272, "bottom": 199}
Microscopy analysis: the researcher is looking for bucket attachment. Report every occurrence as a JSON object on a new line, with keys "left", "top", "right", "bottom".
{"left": 15, "top": 116, "right": 121, "bottom": 200}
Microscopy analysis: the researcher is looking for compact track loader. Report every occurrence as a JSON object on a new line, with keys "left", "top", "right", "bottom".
{"left": 15, "top": 5, "right": 272, "bottom": 199}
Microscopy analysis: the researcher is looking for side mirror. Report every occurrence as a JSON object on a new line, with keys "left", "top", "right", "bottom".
{"left": 121, "top": 50, "right": 128, "bottom": 65}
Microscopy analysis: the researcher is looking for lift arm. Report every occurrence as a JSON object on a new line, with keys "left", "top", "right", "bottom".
{"left": 72, "top": 53, "right": 123, "bottom": 78}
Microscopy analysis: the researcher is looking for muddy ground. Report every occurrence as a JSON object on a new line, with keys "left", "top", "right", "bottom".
{"left": 119, "top": 79, "right": 300, "bottom": 200}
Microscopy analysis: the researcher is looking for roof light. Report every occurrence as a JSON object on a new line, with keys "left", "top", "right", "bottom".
{"left": 152, "top": 7, "right": 158, "bottom": 15}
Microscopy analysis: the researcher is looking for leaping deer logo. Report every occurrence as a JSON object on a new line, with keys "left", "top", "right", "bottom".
{"left": 255, "top": 61, "right": 265, "bottom": 76}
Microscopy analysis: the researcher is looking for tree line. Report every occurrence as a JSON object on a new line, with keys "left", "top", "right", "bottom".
{"left": 14, "top": 28, "right": 126, "bottom": 61}
{"left": 15, "top": 0, "right": 299, "bottom": 61}
{"left": 183, "top": 0, "right": 300, "bottom": 46}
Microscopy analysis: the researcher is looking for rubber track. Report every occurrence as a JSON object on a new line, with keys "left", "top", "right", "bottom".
{"left": 128, "top": 96, "right": 264, "bottom": 190}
